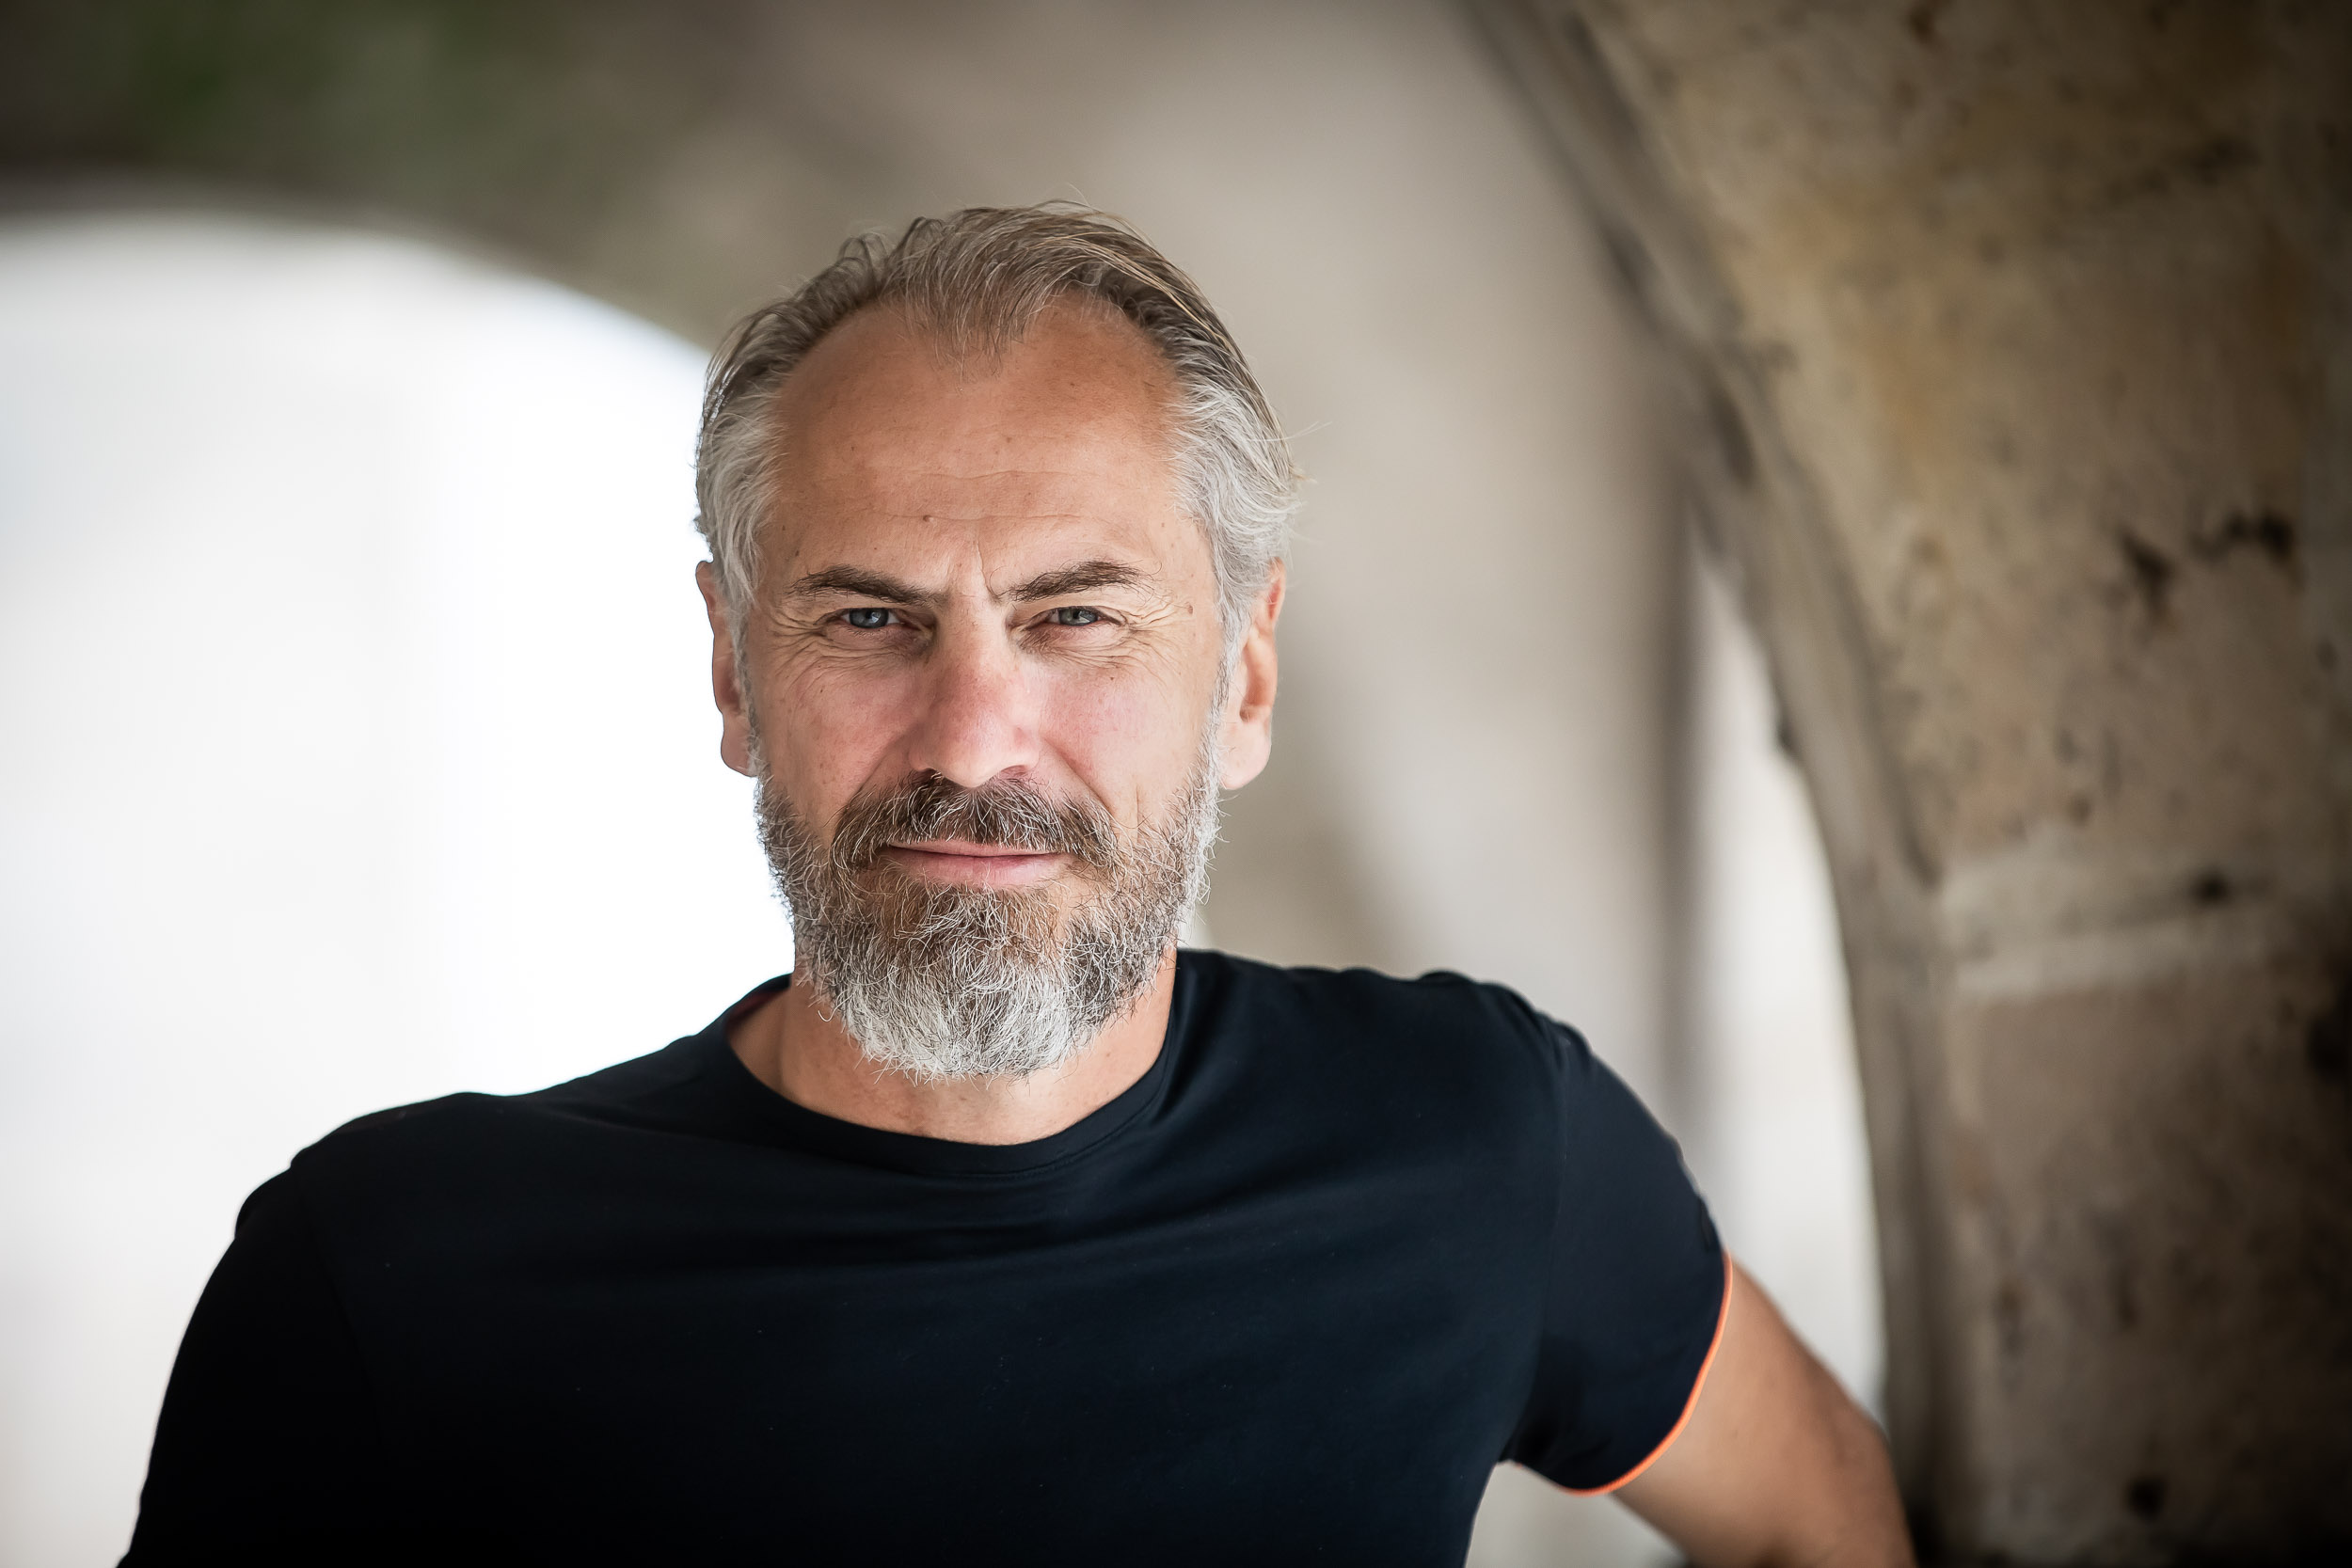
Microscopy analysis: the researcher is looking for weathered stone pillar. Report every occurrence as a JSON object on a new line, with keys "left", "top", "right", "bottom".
{"left": 1471, "top": 2, "right": 2352, "bottom": 1559}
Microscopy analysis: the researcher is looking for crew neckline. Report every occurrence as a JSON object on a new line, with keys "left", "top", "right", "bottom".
{"left": 691, "top": 957, "right": 1200, "bottom": 1177}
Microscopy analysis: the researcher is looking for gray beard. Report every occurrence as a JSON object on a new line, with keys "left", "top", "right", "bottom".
{"left": 753, "top": 737, "right": 1219, "bottom": 1082}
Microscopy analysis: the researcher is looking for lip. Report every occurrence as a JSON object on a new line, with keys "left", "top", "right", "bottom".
{"left": 882, "top": 841, "right": 1070, "bottom": 887}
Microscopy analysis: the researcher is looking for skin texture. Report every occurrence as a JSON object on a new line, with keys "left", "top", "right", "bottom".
{"left": 695, "top": 294, "right": 1912, "bottom": 1564}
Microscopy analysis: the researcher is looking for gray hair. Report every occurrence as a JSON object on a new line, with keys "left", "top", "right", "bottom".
{"left": 693, "top": 204, "right": 1297, "bottom": 656}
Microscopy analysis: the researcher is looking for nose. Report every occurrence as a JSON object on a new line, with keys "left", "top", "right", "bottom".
{"left": 904, "top": 618, "right": 1041, "bottom": 791}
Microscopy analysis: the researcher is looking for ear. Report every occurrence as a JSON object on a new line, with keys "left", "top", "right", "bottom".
{"left": 1216, "top": 561, "right": 1284, "bottom": 791}
{"left": 697, "top": 562, "right": 755, "bottom": 778}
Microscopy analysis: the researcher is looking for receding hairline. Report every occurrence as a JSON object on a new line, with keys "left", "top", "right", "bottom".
{"left": 775, "top": 289, "right": 1181, "bottom": 409}
{"left": 749, "top": 293, "right": 1191, "bottom": 499}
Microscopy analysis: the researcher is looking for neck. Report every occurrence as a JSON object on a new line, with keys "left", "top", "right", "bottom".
{"left": 727, "top": 948, "right": 1179, "bottom": 1145}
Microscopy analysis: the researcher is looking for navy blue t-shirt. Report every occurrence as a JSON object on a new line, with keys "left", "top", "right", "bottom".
{"left": 126, "top": 951, "right": 1725, "bottom": 1566}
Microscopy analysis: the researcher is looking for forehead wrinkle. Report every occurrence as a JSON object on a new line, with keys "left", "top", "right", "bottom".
{"left": 837, "top": 444, "right": 1158, "bottom": 503}
{"left": 898, "top": 464, "right": 1123, "bottom": 483}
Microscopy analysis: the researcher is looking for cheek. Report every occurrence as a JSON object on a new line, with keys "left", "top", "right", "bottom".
{"left": 1039, "top": 658, "right": 1214, "bottom": 820}
{"left": 758, "top": 657, "right": 917, "bottom": 805}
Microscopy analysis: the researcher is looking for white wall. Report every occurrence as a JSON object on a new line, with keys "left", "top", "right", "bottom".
{"left": 0, "top": 213, "right": 784, "bottom": 1567}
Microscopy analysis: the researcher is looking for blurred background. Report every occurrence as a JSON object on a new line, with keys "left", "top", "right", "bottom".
{"left": 5, "top": 2, "right": 2345, "bottom": 1565}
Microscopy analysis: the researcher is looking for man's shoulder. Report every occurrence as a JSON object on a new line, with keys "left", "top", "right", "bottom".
{"left": 1183, "top": 948, "right": 1583, "bottom": 1090}
{"left": 1176, "top": 952, "right": 1591, "bottom": 1195}
{"left": 290, "top": 1029, "right": 721, "bottom": 1181}
{"left": 1189, "top": 946, "right": 1562, "bottom": 1028}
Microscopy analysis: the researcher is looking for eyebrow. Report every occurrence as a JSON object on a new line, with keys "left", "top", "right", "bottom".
{"left": 1006, "top": 560, "right": 1150, "bottom": 600}
{"left": 784, "top": 565, "right": 927, "bottom": 603}
{"left": 782, "top": 559, "right": 1152, "bottom": 606}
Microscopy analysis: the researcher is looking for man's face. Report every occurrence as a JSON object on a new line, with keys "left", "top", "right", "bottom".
{"left": 699, "top": 299, "right": 1278, "bottom": 1075}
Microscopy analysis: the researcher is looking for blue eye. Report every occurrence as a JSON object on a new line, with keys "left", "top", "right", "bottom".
{"left": 1052, "top": 606, "right": 1102, "bottom": 626}
{"left": 842, "top": 607, "right": 893, "bottom": 630}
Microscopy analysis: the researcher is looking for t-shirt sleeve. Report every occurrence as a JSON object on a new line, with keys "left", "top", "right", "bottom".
{"left": 122, "top": 1169, "right": 388, "bottom": 1565}
{"left": 1504, "top": 1017, "right": 1729, "bottom": 1493}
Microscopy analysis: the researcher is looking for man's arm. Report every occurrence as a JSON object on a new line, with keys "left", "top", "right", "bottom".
{"left": 1616, "top": 1262, "right": 1913, "bottom": 1568}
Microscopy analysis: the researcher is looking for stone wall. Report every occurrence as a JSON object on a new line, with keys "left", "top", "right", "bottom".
{"left": 1470, "top": 2, "right": 2352, "bottom": 1560}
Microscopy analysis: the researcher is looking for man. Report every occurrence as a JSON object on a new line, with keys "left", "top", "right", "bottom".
{"left": 127, "top": 206, "right": 1910, "bottom": 1566}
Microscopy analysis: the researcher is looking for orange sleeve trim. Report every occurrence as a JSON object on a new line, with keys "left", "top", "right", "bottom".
{"left": 1564, "top": 1249, "right": 1736, "bottom": 1497}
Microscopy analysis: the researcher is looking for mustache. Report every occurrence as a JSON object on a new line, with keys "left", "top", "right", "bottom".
{"left": 824, "top": 772, "right": 1121, "bottom": 875}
